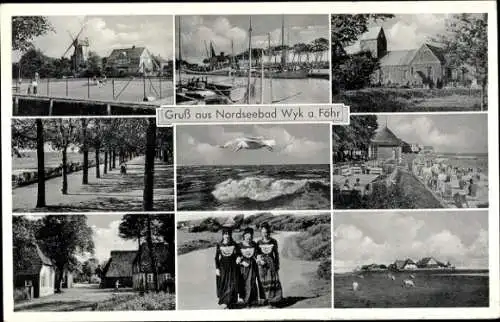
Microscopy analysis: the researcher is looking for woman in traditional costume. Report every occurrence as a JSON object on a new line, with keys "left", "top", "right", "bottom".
{"left": 256, "top": 223, "right": 283, "bottom": 305}
{"left": 215, "top": 227, "right": 241, "bottom": 309}
{"left": 238, "top": 227, "right": 265, "bottom": 307}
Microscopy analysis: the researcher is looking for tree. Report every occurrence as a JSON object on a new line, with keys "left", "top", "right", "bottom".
{"left": 85, "top": 51, "right": 102, "bottom": 76}
{"left": 18, "top": 48, "right": 53, "bottom": 78}
{"left": 82, "top": 257, "right": 99, "bottom": 282}
{"left": 13, "top": 216, "right": 40, "bottom": 272}
{"left": 119, "top": 214, "right": 173, "bottom": 292}
{"left": 332, "top": 115, "right": 378, "bottom": 162}
{"left": 434, "top": 13, "right": 488, "bottom": 109}
{"left": 45, "top": 119, "right": 78, "bottom": 195}
{"left": 143, "top": 118, "right": 157, "bottom": 211}
{"left": 81, "top": 119, "right": 89, "bottom": 184}
{"left": 36, "top": 215, "right": 94, "bottom": 292}
{"left": 12, "top": 119, "right": 46, "bottom": 207}
{"left": 12, "top": 16, "right": 54, "bottom": 52}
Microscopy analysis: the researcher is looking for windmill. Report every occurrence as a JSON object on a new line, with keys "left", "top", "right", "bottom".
{"left": 62, "top": 21, "right": 89, "bottom": 75}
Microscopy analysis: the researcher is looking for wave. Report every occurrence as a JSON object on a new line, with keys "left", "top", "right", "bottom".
{"left": 211, "top": 176, "right": 329, "bottom": 202}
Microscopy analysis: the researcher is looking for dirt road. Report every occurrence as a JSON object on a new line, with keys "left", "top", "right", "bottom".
{"left": 14, "top": 283, "right": 135, "bottom": 312}
{"left": 177, "top": 231, "right": 325, "bottom": 310}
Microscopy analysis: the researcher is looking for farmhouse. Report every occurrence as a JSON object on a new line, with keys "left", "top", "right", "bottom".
{"left": 393, "top": 258, "right": 418, "bottom": 271}
{"left": 132, "top": 243, "right": 174, "bottom": 293}
{"left": 358, "top": 26, "right": 470, "bottom": 88}
{"left": 417, "top": 257, "right": 451, "bottom": 269}
{"left": 14, "top": 244, "right": 56, "bottom": 299}
{"left": 101, "top": 250, "right": 136, "bottom": 288}
{"left": 106, "top": 46, "right": 158, "bottom": 76}
{"left": 368, "top": 124, "right": 402, "bottom": 161}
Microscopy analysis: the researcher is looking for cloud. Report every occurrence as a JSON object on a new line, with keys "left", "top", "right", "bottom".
{"left": 91, "top": 220, "right": 137, "bottom": 262}
{"left": 12, "top": 16, "right": 173, "bottom": 62}
{"left": 178, "top": 16, "right": 328, "bottom": 64}
{"left": 391, "top": 116, "right": 467, "bottom": 150}
{"left": 334, "top": 214, "right": 489, "bottom": 271}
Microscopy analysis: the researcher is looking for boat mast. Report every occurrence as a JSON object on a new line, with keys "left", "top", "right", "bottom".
{"left": 268, "top": 33, "right": 273, "bottom": 103}
{"left": 178, "top": 16, "right": 182, "bottom": 86}
{"left": 281, "top": 14, "right": 287, "bottom": 67}
{"left": 246, "top": 16, "right": 252, "bottom": 104}
{"left": 260, "top": 48, "right": 264, "bottom": 104}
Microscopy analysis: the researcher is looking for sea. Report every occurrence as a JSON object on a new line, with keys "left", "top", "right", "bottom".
{"left": 434, "top": 152, "right": 488, "bottom": 174}
{"left": 179, "top": 73, "right": 329, "bottom": 104}
{"left": 177, "top": 164, "right": 331, "bottom": 211}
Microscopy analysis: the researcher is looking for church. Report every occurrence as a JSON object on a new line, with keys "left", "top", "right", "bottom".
{"left": 358, "top": 26, "right": 469, "bottom": 88}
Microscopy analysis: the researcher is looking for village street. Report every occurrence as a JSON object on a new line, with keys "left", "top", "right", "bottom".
{"left": 14, "top": 283, "right": 135, "bottom": 312}
{"left": 12, "top": 156, "right": 174, "bottom": 212}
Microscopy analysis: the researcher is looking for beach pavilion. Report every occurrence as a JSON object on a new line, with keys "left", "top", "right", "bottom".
{"left": 368, "top": 125, "right": 403, "bottom": 163}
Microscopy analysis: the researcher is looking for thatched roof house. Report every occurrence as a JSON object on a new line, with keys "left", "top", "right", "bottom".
{"left": 102, "top": 250, "right": 137, "bottom": 288}
{"left": 132, "top": 242, "right": 174, "bottom": 292}
{"left": 14, "top": 243, "right": 56, "bottom": 298}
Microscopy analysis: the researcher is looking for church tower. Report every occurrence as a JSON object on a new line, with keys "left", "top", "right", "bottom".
{"left": 359, "top": 26, "right": 387, "bottom": 59}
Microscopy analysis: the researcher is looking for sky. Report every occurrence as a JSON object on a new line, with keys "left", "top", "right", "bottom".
{"left": 176, "top": 123, "right": 330, "bottom": 166}
{"left": 375, "top": 114, "right": 488, "bottom": 154}
{"left": 334, "top": 211, "right": 489, "bottom": 272}
{"left": 345, "top": 14, "right": 450, "bottom": 54}
{"left": 86, "top": 214, "right": 138, "bottom": 263}
{"left": 177, "top": 15, "right": 329, "bottom": 64}
{"left": 12, "top": 15, "right": 173, "bottom": 63}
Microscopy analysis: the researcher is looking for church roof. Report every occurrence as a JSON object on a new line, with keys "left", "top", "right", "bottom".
{"left": 380, "top": 49, "right": 416, "bottom": 66}
{"left": 424, "top": 44, "right": 447, "bottom": 64}
{"left": 372, "top": 125, "right": 402, "bottom": 146}
{"left": 360, "top": 26, "right": 383, "bottom": 41}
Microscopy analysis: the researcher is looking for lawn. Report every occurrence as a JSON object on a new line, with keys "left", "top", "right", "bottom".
{"left": 334, "top": 271, "right": 489, "bottom": 308}
{"left": 334, "top": 87, "right": 486, "bottom": 112}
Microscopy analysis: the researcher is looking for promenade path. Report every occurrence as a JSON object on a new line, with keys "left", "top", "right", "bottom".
{"left": 12, "top": 156, "right": 174, "bottom": 212}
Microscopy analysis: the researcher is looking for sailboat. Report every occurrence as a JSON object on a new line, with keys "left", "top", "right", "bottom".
{"left": 264, "top": 15, "right": 310, "bottom": 79}
{"left": 176, "top": 18, "right": 244, "bottom": 105}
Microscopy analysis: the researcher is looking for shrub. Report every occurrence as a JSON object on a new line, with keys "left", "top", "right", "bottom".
{"left": 317, "top": 258, "right": 331, "bottom": 280}
{"left": 93, "top": 292, "right": 175, "bottom": 311}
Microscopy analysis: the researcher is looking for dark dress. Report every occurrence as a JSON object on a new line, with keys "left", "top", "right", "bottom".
{"left": 215, "top": 241, "right": 240, "bottom": 307}
{"left": 257, "top": 237, "right": 283, "bottom": 304}
{"left": 238, "top": 241, "right": 265, "bottom": 306}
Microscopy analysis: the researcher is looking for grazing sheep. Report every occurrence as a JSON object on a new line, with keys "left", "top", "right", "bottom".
{"left": 357, "top": 274, "right": 364, "bottom": 279}
{"left": 352, "top": 281, "right": 359, "bottom": 291}
{"left": 409, "top": 274, "right": 416, "bottom": 279}
{"left": 402, "top": 279, "right": 415, "bottom": 288}
{"left": 387, "top": 273, "right": 395, "bottom": 281}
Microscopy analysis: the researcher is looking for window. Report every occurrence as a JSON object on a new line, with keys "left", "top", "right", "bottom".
{"left": 147, "top": 273, "right": 154, "bottom": 283}
{"left": 427, "top": 66, "right": 432, "bottom": 78}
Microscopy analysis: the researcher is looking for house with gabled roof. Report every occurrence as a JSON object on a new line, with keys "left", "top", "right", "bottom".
{"left": 358, "top": 26, "right": 458, "bottom": 87}
{"left": 106, "top": 46, "right": 158, "bottom": 76}
{"left": 14, "top": 243, "right": 56, "bottom": 298}
{"left": 101, "top": 250, "right": 137, "bottom": 288}
{"left": 417, "top": 257, "right": 450, "bottom": 269}
{"left": 392, "top": 258, "right": 418, "bottom": 271}
{"left": 132, "top": 242, "right": 174, "bottom": 293}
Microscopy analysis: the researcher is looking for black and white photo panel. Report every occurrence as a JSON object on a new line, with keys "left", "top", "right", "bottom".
{"left": 176, "top": 123, "right": 331, "bottom": 211}
{"left": 330, "top": 13, "right": 488, "bottom": 112}
{"left": 12, "top": 213, "right": 176, "bottom": 311}
{"left": 11, "top": 118, "right": 173, "bottom": 212}
{"left": 177, "top": 212, "right": 331, "bottom": 310}
{"left": 175, "top": 14, "right": 330, "bottom": 105}
{"left": 333, "top": 210, "right": 489, "bottom": 308}
{"left": 331, "top": 113, "right": 488, "bottom": 209}
{"left": 12, "top": 15, "right": 174, "bottom": 116}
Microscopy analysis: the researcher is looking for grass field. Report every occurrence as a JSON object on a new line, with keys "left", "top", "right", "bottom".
{"left": 177, "top": 230, "right": 221, "bottom": 255}
{"left": 334, "top": 271, "right": 489, "bottom": 308}
{"left": 13, "top": 152, "right": 83, "bottom": 171}
{"left": 334, "top": 87, "right": 486, "bottom": 112}
{"left": 16, "top": 78, "right": 174, "bottom": 104}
